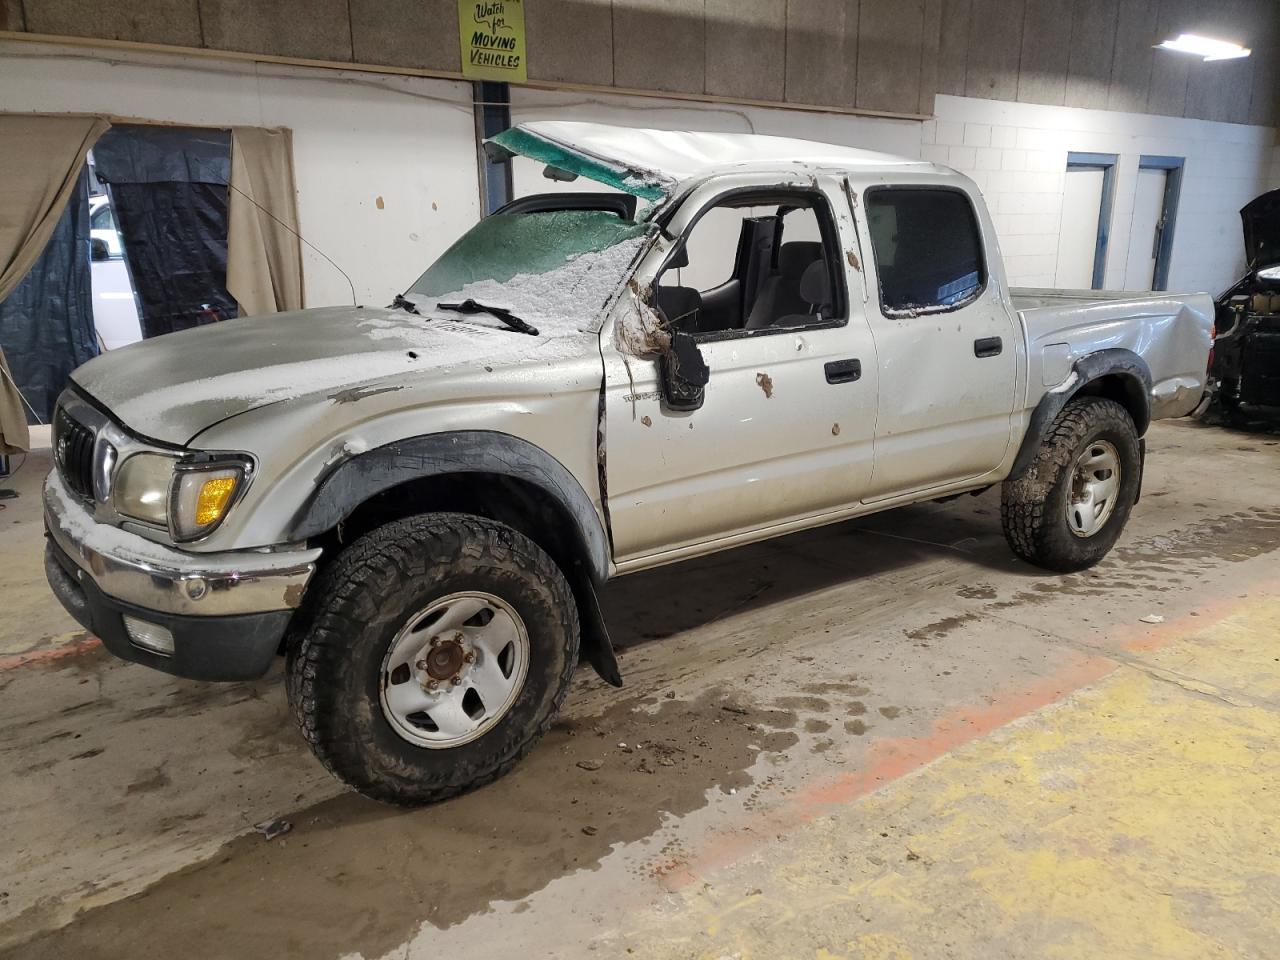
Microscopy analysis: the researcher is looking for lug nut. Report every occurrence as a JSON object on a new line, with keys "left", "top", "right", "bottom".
{"left": 450, "top": 676, "right": 462, "bottom": 686}
{"left": 464, "top": 652, "right": 475, "bottom": 664}
{"left": 430, "top": 637, "right": 440, "bottom": 647}
{"left": 427, "top": 680, "right": 439, "bottom": 691}
{"left": 415, "top": 659, "right": 428, "bottom": 671}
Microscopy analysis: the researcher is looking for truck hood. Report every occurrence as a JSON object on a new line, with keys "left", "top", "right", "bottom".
{"left": 1241, "top": 189, "right": 1280, "bottom": 269}
{"left": 70, "top": 306, "right": 596, "bottom": 446}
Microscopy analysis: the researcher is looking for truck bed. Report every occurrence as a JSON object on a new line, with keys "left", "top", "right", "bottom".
{"left": 1010, "top": 287, "right": 1167, "bottom": 311}
{"left": 1012, "top": 286, "right": 1215, "bottom": 421}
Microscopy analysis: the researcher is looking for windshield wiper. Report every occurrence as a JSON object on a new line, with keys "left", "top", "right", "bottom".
{"left": 436, "top": 299, "right": 539, "bottom": 336}
{"left": 390, "top": 293, "right": 419, "bottom": 314}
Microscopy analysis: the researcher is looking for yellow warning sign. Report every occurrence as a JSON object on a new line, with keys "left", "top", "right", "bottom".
{"left": 458, "top": 0, "right": 527, "bottom": 83}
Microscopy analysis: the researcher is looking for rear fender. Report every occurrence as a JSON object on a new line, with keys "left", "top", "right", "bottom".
{"left": 1009, "top": 349, "right": 1151, "bottom": 480}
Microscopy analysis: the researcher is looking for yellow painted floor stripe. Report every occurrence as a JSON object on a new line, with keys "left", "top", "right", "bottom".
{"left": 617, "top": 596, "right": 1280, "bottom": 959}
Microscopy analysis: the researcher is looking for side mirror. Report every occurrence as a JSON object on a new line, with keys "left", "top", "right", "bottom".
{"left": 660, "top": 330, "right": 709, "bottom": 411}
{"left": 90, "top": 237, "right": 110, "bottom": 261}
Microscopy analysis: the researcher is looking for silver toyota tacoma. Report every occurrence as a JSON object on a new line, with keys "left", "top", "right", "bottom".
{"left": 44, "top": 122, "right": 1213, "bottom": 803}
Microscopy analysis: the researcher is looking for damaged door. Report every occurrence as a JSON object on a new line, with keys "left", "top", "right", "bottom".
{"left": 601, "top": 174, "right": 879, "bottom": 568}
{"left": 859, "top": 184, "right": 1019, "bottom": 499}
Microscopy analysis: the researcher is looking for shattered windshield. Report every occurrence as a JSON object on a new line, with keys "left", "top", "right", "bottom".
{"left": 406, "top": 210, "right": 652, "bottom": 330}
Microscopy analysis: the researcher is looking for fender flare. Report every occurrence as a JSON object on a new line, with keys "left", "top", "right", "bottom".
{"left": 1009, "top": 348, "right": 1152, "bottom": 480}
{"left": 289, "top": 430, "right": 611, "bottom": 586}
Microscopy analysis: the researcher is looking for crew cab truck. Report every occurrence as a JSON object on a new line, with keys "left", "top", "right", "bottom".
{"left": 44, "top": 123, "right": 1213, "bottom": 804}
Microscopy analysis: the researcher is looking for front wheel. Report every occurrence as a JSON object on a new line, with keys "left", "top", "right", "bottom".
{"left": 1001, "top": 396, "right": 1141, "bottom": 572}
{"left": 286, "top": 513, "right": 580, "bottom": 805}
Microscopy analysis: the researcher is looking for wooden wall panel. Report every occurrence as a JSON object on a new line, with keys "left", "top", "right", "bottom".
{"left": 936, "top": 0, "right": 973, "bottom": 96}
{"left": 918, "top": 0, "right": 944, "bottom": 114}
{"left": 964, "top": 0, "right": 1025, "bottom": 101}
{"left": 784, "top": 0, "right": 859, "bottom": 110}
{"left": 525, "top": 0, "right": 615, "bottom": 85}
{"left": 3, "top": 0, "right": 1279, "bottom": 124}
{"left": 1065, "top": 0, "right": 1121, "bottom": 109}
{"left": 705, "top": 0, "right": 786, "bottom": 102}
{"left": 1017, "top": 0, "right": 1070, "bottom": 105}
{"left": 857, "top": 0, "right": 927, "bottom": 113}
{"left": 612, "top": 0, "right": 706, "bottom": 95}
{"left": 1146, "top": 0, "right": 1194, "bottom": 117}
{"left": 1106, "top": 0, "right": 1159, "bottom": 113}
{"left": 25, "top": 0, "right": 201, "bottom": 46}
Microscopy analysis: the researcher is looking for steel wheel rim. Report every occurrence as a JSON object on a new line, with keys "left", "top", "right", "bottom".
{"left": 379, "top": 591, "right": 530, "bottom": 749}
{"left": 1067, "top": 439, "right": 1122, "bottom": 538}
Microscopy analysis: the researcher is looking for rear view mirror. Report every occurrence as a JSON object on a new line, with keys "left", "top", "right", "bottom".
{"left": 660, "top": 330, "right": 709, "bottom": 411}
{"left": 543, "top": 165, "right": 579, "bottom": 183}
{"left": 90, "top": 237, "right": 110, "bottom": 261}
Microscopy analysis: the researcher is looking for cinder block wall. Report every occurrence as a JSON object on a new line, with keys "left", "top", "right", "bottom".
{"left": 928, "top": 95, "right": 1276, "bottom": 293}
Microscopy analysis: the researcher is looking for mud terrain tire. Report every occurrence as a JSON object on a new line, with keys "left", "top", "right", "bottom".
{"left": 1001, "top": 397, "right": 1141, "bottom": 573}
{"left": 287, "top": 513, "right": 579, "bottom": 805}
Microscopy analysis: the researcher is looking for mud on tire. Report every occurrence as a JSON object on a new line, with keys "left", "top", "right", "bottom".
{"left": 1000, "top": 396, "right": 1141, "bottom": 573}
{"left": 286, "top": 513, "right": 580, "bottom": 805}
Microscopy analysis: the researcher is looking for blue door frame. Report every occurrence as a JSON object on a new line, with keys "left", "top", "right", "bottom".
{"left": 1138, "top": 155, "right": 1184, "bottom": 292}
{"left": 1066, "top": 152, "right": 1118, "bottom": 290}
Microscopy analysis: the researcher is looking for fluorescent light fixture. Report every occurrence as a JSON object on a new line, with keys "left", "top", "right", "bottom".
{"left": 1155, "top": 33, "right": 1250, "bottom": 61}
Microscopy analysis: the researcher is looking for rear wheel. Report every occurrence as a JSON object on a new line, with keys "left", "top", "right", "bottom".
{"left": 287, "top": 513, "right": 579, "bottom": 805}
{"left": 1001, "top": 397, "right": 1141, "bottom": 572}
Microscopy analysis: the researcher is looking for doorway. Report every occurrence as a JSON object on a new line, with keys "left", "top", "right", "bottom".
{"left": 1054, "top": 153, "right": 1117, "bottom": 290}
{"left": 1122, "top": 156, "right": 1184, "bottom": 292}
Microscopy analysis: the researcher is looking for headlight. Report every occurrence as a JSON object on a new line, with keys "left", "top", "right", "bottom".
{"left": 169, "top": 456, "right": 253, "bottom": 542}
{"left": 113, "top": 453, "right": 177, "bottom": 525}
{"left": 112, "top": 451, "right": 253, "bottom": 541}
{"left": 1258, "top": 265, "right": 1280, "bottom": 282}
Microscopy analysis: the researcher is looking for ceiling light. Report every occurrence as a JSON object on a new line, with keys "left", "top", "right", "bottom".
{"left": 1155, "top": 33, "right": 1250, "bottom": 61}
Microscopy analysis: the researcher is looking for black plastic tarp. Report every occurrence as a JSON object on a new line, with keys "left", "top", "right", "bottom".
{"left": 0, "top": 169, "right": 97, "bottom": 424}
{"left": 93, "top": 125, "right": 238, "bottom": 339}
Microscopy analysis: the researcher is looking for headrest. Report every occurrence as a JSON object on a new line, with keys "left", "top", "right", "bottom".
{"left": 778, "top": 241, "right": 822, "bottom": 278}
{"left": 799, "top": 259, "right": 830, "bottom": 307}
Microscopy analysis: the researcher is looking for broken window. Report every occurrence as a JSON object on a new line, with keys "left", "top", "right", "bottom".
{"left": 865, "top": 187, "right": 986, "bottom": 314}
{"left": 405, "top": 209, "right": 651, "bottom": 328}
{"left": 654, "top": 190, "right": 845, "bottom": 338}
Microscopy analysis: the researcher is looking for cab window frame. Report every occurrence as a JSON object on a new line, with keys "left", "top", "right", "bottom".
{"left": 653, "top": 186, "right": 849, "bottom": 344}
{"left": 863, "top": 184, "right": 988, "bottom": 318}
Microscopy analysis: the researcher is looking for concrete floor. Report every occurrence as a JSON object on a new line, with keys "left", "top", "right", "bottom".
{"left": 1, "top": 416, "right": 1278, "bottom": 959}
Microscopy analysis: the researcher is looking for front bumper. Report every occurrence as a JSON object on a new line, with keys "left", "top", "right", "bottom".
{"left": 43, "top": 472, "right": 321, "bottom": 681}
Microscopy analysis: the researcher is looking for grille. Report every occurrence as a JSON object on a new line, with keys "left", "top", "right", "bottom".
{"left": 54, "top": 406, "right": 96, "bottom": 500}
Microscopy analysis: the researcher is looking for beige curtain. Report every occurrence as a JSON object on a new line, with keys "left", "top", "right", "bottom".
{"left": 226, "top": 127, "right": 304, "bottom": 317}
{"left": 0, "top": 114, "right": 110, "bottom": 454}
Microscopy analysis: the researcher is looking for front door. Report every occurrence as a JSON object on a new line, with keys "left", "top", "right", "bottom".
{"left": 859, "top": 185, "right": 1019, "bottom": 500}
{"left": 602, "top": 175, "right": 879, "bottom": 568}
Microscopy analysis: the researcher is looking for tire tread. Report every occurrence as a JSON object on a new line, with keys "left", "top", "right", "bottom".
{"left": 1000, "top": 396, "right": 1138, "bottom": 572}
{"left": 286, "top": 513, "right": 579, "bottom": 805}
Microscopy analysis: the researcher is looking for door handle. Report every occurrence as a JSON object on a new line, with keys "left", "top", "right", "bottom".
{"left": 974, "top": 336, "right": 1003, "bottom": 358}
{"left": 825, "top": 358, "right": 861, "bottom": 384}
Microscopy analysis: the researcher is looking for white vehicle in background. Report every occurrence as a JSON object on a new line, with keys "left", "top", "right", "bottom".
{"left": 88, "top": 196, "right": 142, "bottom": 350}
{"left": 45, "top": 123, "right": 1213, "bottom": 806}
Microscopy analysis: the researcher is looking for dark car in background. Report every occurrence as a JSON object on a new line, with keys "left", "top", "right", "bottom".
{"left": 1212, "top": 189, "right": 1280, "bottom": 416}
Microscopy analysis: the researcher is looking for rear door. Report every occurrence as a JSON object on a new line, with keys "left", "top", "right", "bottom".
{"left": 858, "top": 184, "right": 1019, "bottom": 500}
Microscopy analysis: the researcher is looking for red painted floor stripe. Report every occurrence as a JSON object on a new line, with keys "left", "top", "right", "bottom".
{"left": 0, "top": 634, "right": 100, "bottom": 671}
{"left": 661, "top": 579, "right": 1278, "bottom": 891}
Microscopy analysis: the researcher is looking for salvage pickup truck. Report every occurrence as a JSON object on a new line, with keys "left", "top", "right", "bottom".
{"left": 45, "top": 122, "right": 1213, "bottom": 803}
